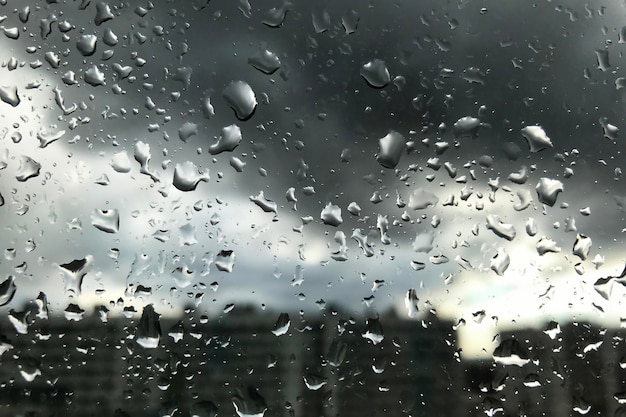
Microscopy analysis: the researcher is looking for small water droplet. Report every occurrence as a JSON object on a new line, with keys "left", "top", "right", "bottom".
{"left": 362, "top": 317, "right": 384, "bottom": 344}
{"left": 215, "top": 250, "right": 235, "bottom": 273}
{"left": 404, "top": 289, "right": 419, "bottom": 318}
{"left": 490, "top": 249, "right": 510, "bottom": 275}
{"left": 271, "top": 313, "right": 290, "bottom": 336}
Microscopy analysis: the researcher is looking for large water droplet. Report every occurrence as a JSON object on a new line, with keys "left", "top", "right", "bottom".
{"left": 84, "top": 65, "right": 106, "bottom": 86}
{"left": 360, "top": 59, "right": 390, "bottom": 88}
{"left": 59, "top": 256, "right": 93, "bottom": 296}
{"left": 326, "top": 339, "right": 347, "bottom": 367}
{"left": 376, "top": 130, "right": 405, "bottom": 168}
{"left": 250, "top": 191, "right": 277, "bottom": 213}
{"left": 223, "top": 81, "right": 257, "bottom": 120}
{"left": 271, "top": 313, "right": 290, "bottom": 336}
{"left": 486, "top": 214, "right": 516, "bottom": 241}
{"left": 91, "top": 208, "right": 120, "bottom": 233}
{"left": 76, "top": 34, "right": 97, "bottom": 56}
{"left": 16, "top": 156, "right": 41, "bottom": 182}
{"left": 490, "top": 249, "right": 510, "bottom": 275}
{"left": 248, "top": 49, "right": 281, "bottom": 74}
{"left": 320, "top": 203, "right": 343, "bottom": 226}
{"left": 453, "top": 116, "right": 481, "bottom": 138}
{"left": 191, "top": 401, "right": 218, "bottom": 417}
{"left": 404, "top": 289, "right": 419, "bottom": 318}
{"left": 362, "top": 317, "right": 384, "bottom": 344}
{"left": 210, "top": 124, "right": 242, "bottom": 155}
{"left": 493, "top": 339, "right": 530, "bottom": 366}
{"left": 521, "top": 126, "right": 553, "bottom": 152}
{"left": 303, "top": 373, "right": 327, "bottom": 390}
{"left": 0, "top": 85, "right": 20, "bottom": 107}
{"left": 408, "top": 188, "right": 439, "bottom": 210}
{"left": 215, "top": 250, "right": 236, "bottom": 272}
{"left": 111, "top": 151, "right": 131, "bottom": 173}
{"left": 573, "top": 234, "right": 592, "bottom": 260}
{"left": 173, "top": 161, "right": 210, "bottom": 191}
{"left": 136, "top": 304, "right": 161, "bottom": 349}
{"left": 0, "top": 275, "right": 17, "bottom": 306}
{"left": 178, "top": 122, "right": 199, "bottom": 142}
{"left": 535, "top": 177, "right": 563, "bottom": 207}
{"left": 232, "top": 387, "right": 267, "bottom": 417}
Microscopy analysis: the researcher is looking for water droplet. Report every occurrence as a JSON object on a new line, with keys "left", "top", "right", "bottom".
{"left": 341, "top": 9, "right": 360, "bottom": 34}
{"left": 360, "top": 59, "right": 390, "bottom": 88}
{"left": 223, "top": 81, "right": 257, "bottom": 120}
{"left": 493, "top": 339, "right": 530, "bottom": 366}
{"left": 362, "top": 317, "right": 384, "bottom": 344}
{"left": 453, "top": 116, "right": 481, "bottom": 138}
{"left": 0, "top": 85, "right": 20, "bottom": 107}
{"left": 573, "top": 234, "right": 592, "bottom": 260}
{"left": 303, "top": 372, "right": 327, "bottom": 390}
{"left": 0, "top": 275, "right": 17, "bottom": 306}
{"left": 486, "top": 214, "right": 516, "bottom": 241}
{"left": 173, "top": 161, "right": 210, "bottom": 191}
{"left": 535, "top": 177, "right": 563, "bottom": 207}
{"left": 271, "top": 313, "right": 290, "bottom": 336}
{"left": 210, "top": 124, "right": 242, "bottom": 154}
{"left": 18, "top": 357, "right": 41, "bottom": 382}
{"left": 76, "top": 34, "right": 97, "bottom": 56}
{"left": 595, "top": 49, "right": 610, "bottom": 71}
{"left": 103, "top": 28, "right": 118, "bottom": 45}
{"left": 215, "top": 250, "right": 235, "bottom": 272}
{"left": 376, "top": 130, "right": 405, "bottom": 168}
{"left": 64, "top": 303, "right": 86, "bottom": 321}
{"left": 232, "top": 387, "right": 267, "bottom": 417}
{"left": 404, "top": 289, "right": 419, "bottom": 318}
{"left": 91, "top": 208, "right": 120, "bottom": 233}
{"left": 59, "top": 256, "right": 93, "bottom": 296}
{"left": 15, "top": 156, "right": 41, "bottom": 182}
{"left": 84, "top": 65, "right": 106, "bottom": 86}
{"left": 250, "top": 191, "right": 277, "bottom": 213}
{"left": 191, "top": 401, "right": 218, "bottom": 417}
{"left": 412, "top": 231, "right": 434, "bottom": 253}
{"left": 3, "top": 27, "right": 19, "bottom": 40}
{"left": 95, "top": 2, "right": 114, "bottom": 25}
{"left": 8, "top": 309, "right": 30, "bottom": 335}
{"left": 490, "top": 249, "right": 510, "bottom": 275}
{"left": 136, "top": 304, "right": 161, "bottom": 349}
{"left": 320, "top": 203, "right": 342, "bottom": 226}
{"left": 37, "top": 127, "right": 65, "bottom": 148}
{"left": 178, "top": 122, "right": 199, "bottom": 142}
{"left": 521, "top": 126, "right": 553, "bottom": 152}
{"left": 248, "top": 49, "right": 281, "bottom": 74}
{"left": 326, "top": 339, "right": 347, "bottom": 367}
{"left": 262, "top": 2, "right": 290, "bottom": 27}
{"left": 408, "top": 188, "right": 439, "bottom": 210}
{"left": 111, "top": 151, "right": 132, "bottom": 173}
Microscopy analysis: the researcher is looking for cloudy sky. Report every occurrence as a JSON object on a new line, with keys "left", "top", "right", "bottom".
{"left": 0, "top": 0, "right": 625, "bottom": 357}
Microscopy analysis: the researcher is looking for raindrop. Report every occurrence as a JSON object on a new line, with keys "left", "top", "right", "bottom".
{"left": 0, "top": 85, "right": 20, "bottom": 107}
{"left": 215, "top": 250, "right": 235, "bottom": 273}
{"left": 248, "top": 49, "right": 281, "bottom": 74}
{"left": 521, "top": 126, "right": 553, "bottom": 152}
{"left": 376, "top": 130, "right": 405, "bottom": 169}
{"left": 271, "top": 313, "right": 290, "bottom": 336}
{"left": 16, "top": 156, "right": 41, "bottom": 182}
{"left": 210, "top": 124, "right": 242, "bottom": 155}
{"left": 223, "top": 81, "right": 257, "bottom": 120}
{"left": 535, "top": 177, "right": 563, "bottom": 207}
{"left": 493, "top": 339, "right": 530, "bottom": 366}
{"left": 408, "top": 188, "right": 438, "bottom": 210}
{"left": 0, "top": 275, "right": 17, "bottom": 306}
{"left": 303, "top": 373, "right": 327, "bottom": 390}
{"left": 453, "top": 116, "right": 481, "bottom": 138}
{"left": 250, "top": 191, "right": 278, "bottom": 213}
{"left": 362, "top": 317, "right": 384, "bottom": 344}
{"left": 320, "top": 203, "right": 343, "bottom": 226}
{"left": 173, "top": 161, "right": 210, "bottom": 191}
{"left": 84, "top": 65, "right": 106, "bottom": 86}
{"left": 91, "top": 208, "right": 120, "bottom": 233}
{"left": 136, "top": 304, "right": 161, "bottom": 349}
{"left": 232, "top": 387, "right": 267, "bottom": 417}
{"left": 404, "top": 289, "right": 419, "bottom": 318}
{"left": 59, "top": 256, "right": 93, "bottom": 296}
{"left": 485, "top": 214, "right": 516, "bottom": 241}
{"left": 111, "top": 151, "right": 132, "bottom": 173}
{"left": 76, "top": 34, "right": 97, "bottom": 56}
{"left": 360, "top": 59, "right": 390, "bottom": 88}
{"left": 490, "top": 249, "right": 510, "bottom": 275}
{"left": 573, "top": 234, "right": 592, "bottom": 260}
{"left": 179, "top": 122, "right": 199, "bottom": 142}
